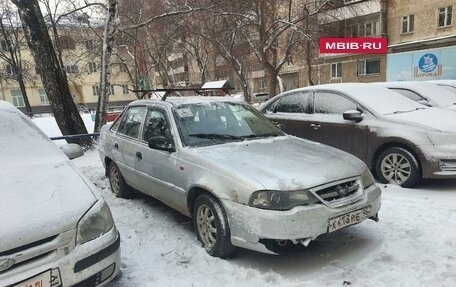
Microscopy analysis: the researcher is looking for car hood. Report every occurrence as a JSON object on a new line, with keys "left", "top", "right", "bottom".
{"left": 0, "top": 159, "right": 97, "bottom": 253}
{"left": 192, "top": 136, "right": 366, "bottom": 191}
{"left": 384, "top": 108, "right": 456, "bottom": 132}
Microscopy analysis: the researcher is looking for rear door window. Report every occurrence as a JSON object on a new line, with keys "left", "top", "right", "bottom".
{"left": 276, "top": 92, "right": 310, "bottom": 113}
{"left": 117, "top": 106, "right": 147, "bottom": 139}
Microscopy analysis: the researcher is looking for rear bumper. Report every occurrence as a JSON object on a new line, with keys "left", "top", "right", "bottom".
{"left": 1, "top": 228, "right": 120, "bottom": 287}
{"left": 223, "top": 184, "right": 381, "bottom": 254}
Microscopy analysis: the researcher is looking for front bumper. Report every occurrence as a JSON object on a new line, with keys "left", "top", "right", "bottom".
{"left": 0, "top": 227, "right": 120, "bottom": 287}
{"left": 419, "top": 147, "right": 456, "bottom": 179}
{"left": 223, "top": 184, "right": 381, "bottom": 254}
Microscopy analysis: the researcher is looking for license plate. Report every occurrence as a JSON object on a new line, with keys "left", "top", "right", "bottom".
{"left": 328, "top": 206, "right": 371, "bottom": 233}
{"left": 13, "top": 270, "right": 51, "bottom": 287}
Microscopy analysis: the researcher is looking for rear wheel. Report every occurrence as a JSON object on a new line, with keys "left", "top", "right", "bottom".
{"left": 375, "top": 147, "right": 421, "bottom": 188}
{"left": 108, "top": 161, "right": 133, "bottom": 198}
{"left": 193, "top": 194, "right": 236, "bottom": 258}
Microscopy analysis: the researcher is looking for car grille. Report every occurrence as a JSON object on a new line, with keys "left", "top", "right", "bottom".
{"left": 0, "top": 233, "right": 71, "bottom": 274}
{"left": 311, "top": 178, "right": 364, "bottom": 208}
{"left": 441, "top": 160, "right": 456, "bottom": 172}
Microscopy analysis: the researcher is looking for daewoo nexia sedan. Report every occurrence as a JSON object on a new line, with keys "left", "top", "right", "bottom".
{"left": 261, "top": 83, "right": 456, "bottom": 188}
{"left": 0, "top": 101, "right": 120, "bottom": 287}
{"left": 98, "top": 96, "right": 381, "bottom": 257}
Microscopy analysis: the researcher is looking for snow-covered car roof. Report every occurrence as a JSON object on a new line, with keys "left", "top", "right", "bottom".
{"left": 428, "top": 79, "right": 456, "bottom": 87}
{"left": 132, "top": 96, "right": 244, "bottom": 107}
{"left": 294, "top": 83, "right": 425, "bottom": 115}
{"left": 375, "top": 81, "right": 456, "bottom": 108}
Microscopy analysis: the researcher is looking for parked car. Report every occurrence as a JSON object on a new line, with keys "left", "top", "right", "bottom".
{"left": 0, "top": 101, "right": 120, "bottom": 287}
{"left": 98, "top": 96, "right": 381, "bottom": 257}
{"left": 428, "top": 80, "right": 456, "bottom": 93}
{"left": 251, "top": 92, "right": 269, "bottom": 103}
{"left": 375, "top": 81, "right": 456, "bottom": 110}
{"left": 261, "top": 83, "right": 456, "bottom": 187}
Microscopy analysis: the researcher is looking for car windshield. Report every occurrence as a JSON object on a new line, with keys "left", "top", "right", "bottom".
{"left": 173, "top": 101, "right": 284, "bottom": 147}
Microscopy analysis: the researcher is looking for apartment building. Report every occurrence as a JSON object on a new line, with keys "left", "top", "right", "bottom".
{"left": 386, "top": 0, "right": 456, "bottom": 81}
{"left": 0, "top": 27, "right": 138, "bottom": 114}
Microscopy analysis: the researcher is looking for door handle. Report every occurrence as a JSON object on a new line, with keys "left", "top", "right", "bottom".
{"left": 136, "top": 151, "right": 142, "bottom": 160}
{"left": 114, "top": 143, "right": 119, "bottom": 149}
{"left": 310, "top": 123, "right": 321, "bottom": 130}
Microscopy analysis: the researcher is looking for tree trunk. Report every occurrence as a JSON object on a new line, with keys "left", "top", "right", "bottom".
{"left": 16, "top": 73, "right": 32, "bottom": 116}
{"left": 94, "top": 0, "right": 118, "bottom": 132}
{"left": 12, "top": 0, "right": 91, "bottom": 146}
{"left": 305, "top": 41, "right": 314, "bottom": 86}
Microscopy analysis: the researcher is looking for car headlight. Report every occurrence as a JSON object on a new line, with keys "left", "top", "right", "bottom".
{"left": 76, "top": 200, "right": 114, "bottom": 245}
{"left": 249, "top": 190, "right": 319, "bottom": 210}
{"left": 361, "top": 169, "right": 375, "bottom": 189}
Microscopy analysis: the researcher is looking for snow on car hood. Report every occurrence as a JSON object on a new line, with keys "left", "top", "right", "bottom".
{"left": 384, "top": 107, "right": 456, "bottom": 132}
{"left": 0, "top": 103, "right": 97, "bottom": 253}
{"left": 192, "top": 136, "right": 366, "bottom": 191}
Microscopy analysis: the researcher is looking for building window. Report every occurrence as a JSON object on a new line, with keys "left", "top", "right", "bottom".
{"left": 0, "top": 39, "right": 7, "bottom": 51}
{"left": 259, "top": 79, "right": 267, "bottom": 90}
{"left": 38, "top": 88, "right": 50, "bottom": 106}
{"left": 331, "top": 63, "right": 342, "bottom": 78}
{"left": 122, "top": 84, "right": 129, "bottom": 94}
{"left": 358, "top": 58, "right": 380, "bottom": 75}
{"left": 88, "top": 62, "right": 97, "bottom": 73}
{"left": 5, "top": 63, "right": 13, "bottom": 75}
{"left": 402, "top": 15, "right": 415, "bottom": 33}
{"left": 65, "top": 64, "right": 79, "bottom": 74}
{"left": 11, "top": 90, "right": 25, "bottom": 107}
{"left": 59, "top": 35, "right": 75, "bottom": 50}
{"left": 92, "top": 84, "right": 114, "bottom": 96}
{"left": 438, "top": 6, "right": 453, "bottom": 27}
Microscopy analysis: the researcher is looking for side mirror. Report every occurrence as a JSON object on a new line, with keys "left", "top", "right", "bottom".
{"left": 271, "top": 120, "right": 285, "bottom": 130}
{"left": 343, "top": 110, "right": 363, "bottom": 122}
{"left": 60, "top": 143, "right": 84, "bottom": 160}
{"left": 148, "top": 136, "right": 175, "bottom": 152}
{"left": 417, "top": 99, "right": 431, "bottom": 107}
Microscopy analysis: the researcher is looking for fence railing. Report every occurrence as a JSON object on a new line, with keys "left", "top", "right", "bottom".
{"left": 49, "top": 133, "right": 100, "bottom": 141}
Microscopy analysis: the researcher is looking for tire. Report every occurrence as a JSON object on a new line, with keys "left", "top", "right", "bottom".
{"left": 375, "top": 147, "right": 421, "bottom": 188}
{"left": 193, "top": 194, "right": 236, "bottom": 258}
{"left": 108, "top": 161, "right": 133, "bottom": 198}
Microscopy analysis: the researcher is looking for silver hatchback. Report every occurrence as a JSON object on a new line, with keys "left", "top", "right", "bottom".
{"left": 98, "top": 97, "right": 381, "bottom": 257}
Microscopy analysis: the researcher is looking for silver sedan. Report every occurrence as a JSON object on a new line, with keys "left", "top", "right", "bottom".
{"left": 98, "top": 97, "right": 381, "bottom": 257}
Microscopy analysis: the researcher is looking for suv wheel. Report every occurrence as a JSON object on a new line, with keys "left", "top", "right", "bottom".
{"left": 108, "top": 161, "right": 133, "bottom": 198}
{"left": 193, "top": 194, "right": 236, "bottom": 258}
{"left": 375, "top": 147, "right": 421, "bottom": 188}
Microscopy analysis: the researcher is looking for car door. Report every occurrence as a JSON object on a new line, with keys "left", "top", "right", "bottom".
{"left": 135, "top": 105, "right": 184, "bottom": 211}
{"left": 265, "top": 91, "right": 312, "bottom": 138}
{"left": 307, "top": 91, "right": 368, "bottom": 162}
{"left": 112, "top": 105, "right": 146, "bottom": 188}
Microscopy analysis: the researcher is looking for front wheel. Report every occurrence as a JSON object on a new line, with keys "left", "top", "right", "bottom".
{"left": 375, "top": 147, "right": 421, "bottom": 188}
{"left": 193, "top": 194, "right": 236, "bottom": 258}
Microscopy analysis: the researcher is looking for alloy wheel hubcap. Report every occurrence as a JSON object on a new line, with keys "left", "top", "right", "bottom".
{"left": 110, "top": 167, "right": 121, "bottom": 194}
{"left": 196, "top": 204, "right": 217, "bottom": 248}
{"left": 381, "top": 153, "right": 411, "bottom": 184}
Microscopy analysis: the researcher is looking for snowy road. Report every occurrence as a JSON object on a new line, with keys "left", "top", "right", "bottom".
{"left": 33, "top": 116, "right": 456, "bottom": 286}
{"left": 73, "top": 150, "right": 456, "bottom": 287}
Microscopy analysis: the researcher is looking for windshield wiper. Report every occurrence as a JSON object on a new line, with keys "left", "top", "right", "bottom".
{"left": 391, "top": 107, "right": 427, "bottom": 114}
{"left": 241, "top": 132, "right": 282, "bottom": 139}
{"left": 189, "top": 133, "right": 244, "bottom": 140}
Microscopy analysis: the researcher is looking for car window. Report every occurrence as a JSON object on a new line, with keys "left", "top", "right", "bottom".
{"left": 117, "top": 106, "right": 146, "bottom": 139}
{"left": 142, "top": 108, "right": 172, "bottom": 142}
{"left": 276, "top": 92, "right": 309, "bottom": 113}
{"left": 110, "top": 111, "right": 125, "bottom": 132}
{"left": 262, "top": 99, "right": 279, "bottom": 113}
{"left": 390, "top": 88, "right": 425, "bottom": 102}
{"left": 314, "top": 92, "right": 357, "bottom": 114}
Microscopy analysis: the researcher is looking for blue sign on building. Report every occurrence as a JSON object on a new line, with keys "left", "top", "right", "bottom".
{"left": 387, "top": 46, "right": 456, "bottom": 81}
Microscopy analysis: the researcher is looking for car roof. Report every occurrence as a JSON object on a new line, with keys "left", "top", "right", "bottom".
{"left": 130, "top": 96, "right": 244, "bottom": 107}
{"left": 428, "top": 79, "right": 456, "bottom": 87}
{"left": 279, "top": 83, "right": 425, "bottom": 115}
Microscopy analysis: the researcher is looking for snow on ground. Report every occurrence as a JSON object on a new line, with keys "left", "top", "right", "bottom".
{"left": 33, "top": 115, "right": 456, "bottom": 287}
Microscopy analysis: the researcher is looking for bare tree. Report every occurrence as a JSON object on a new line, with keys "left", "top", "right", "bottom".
{"left": 0, "top": 1, "right": 32, "bottom": 115}
{"left": 11, "top": 0, "right": 91, "bottom": 146}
